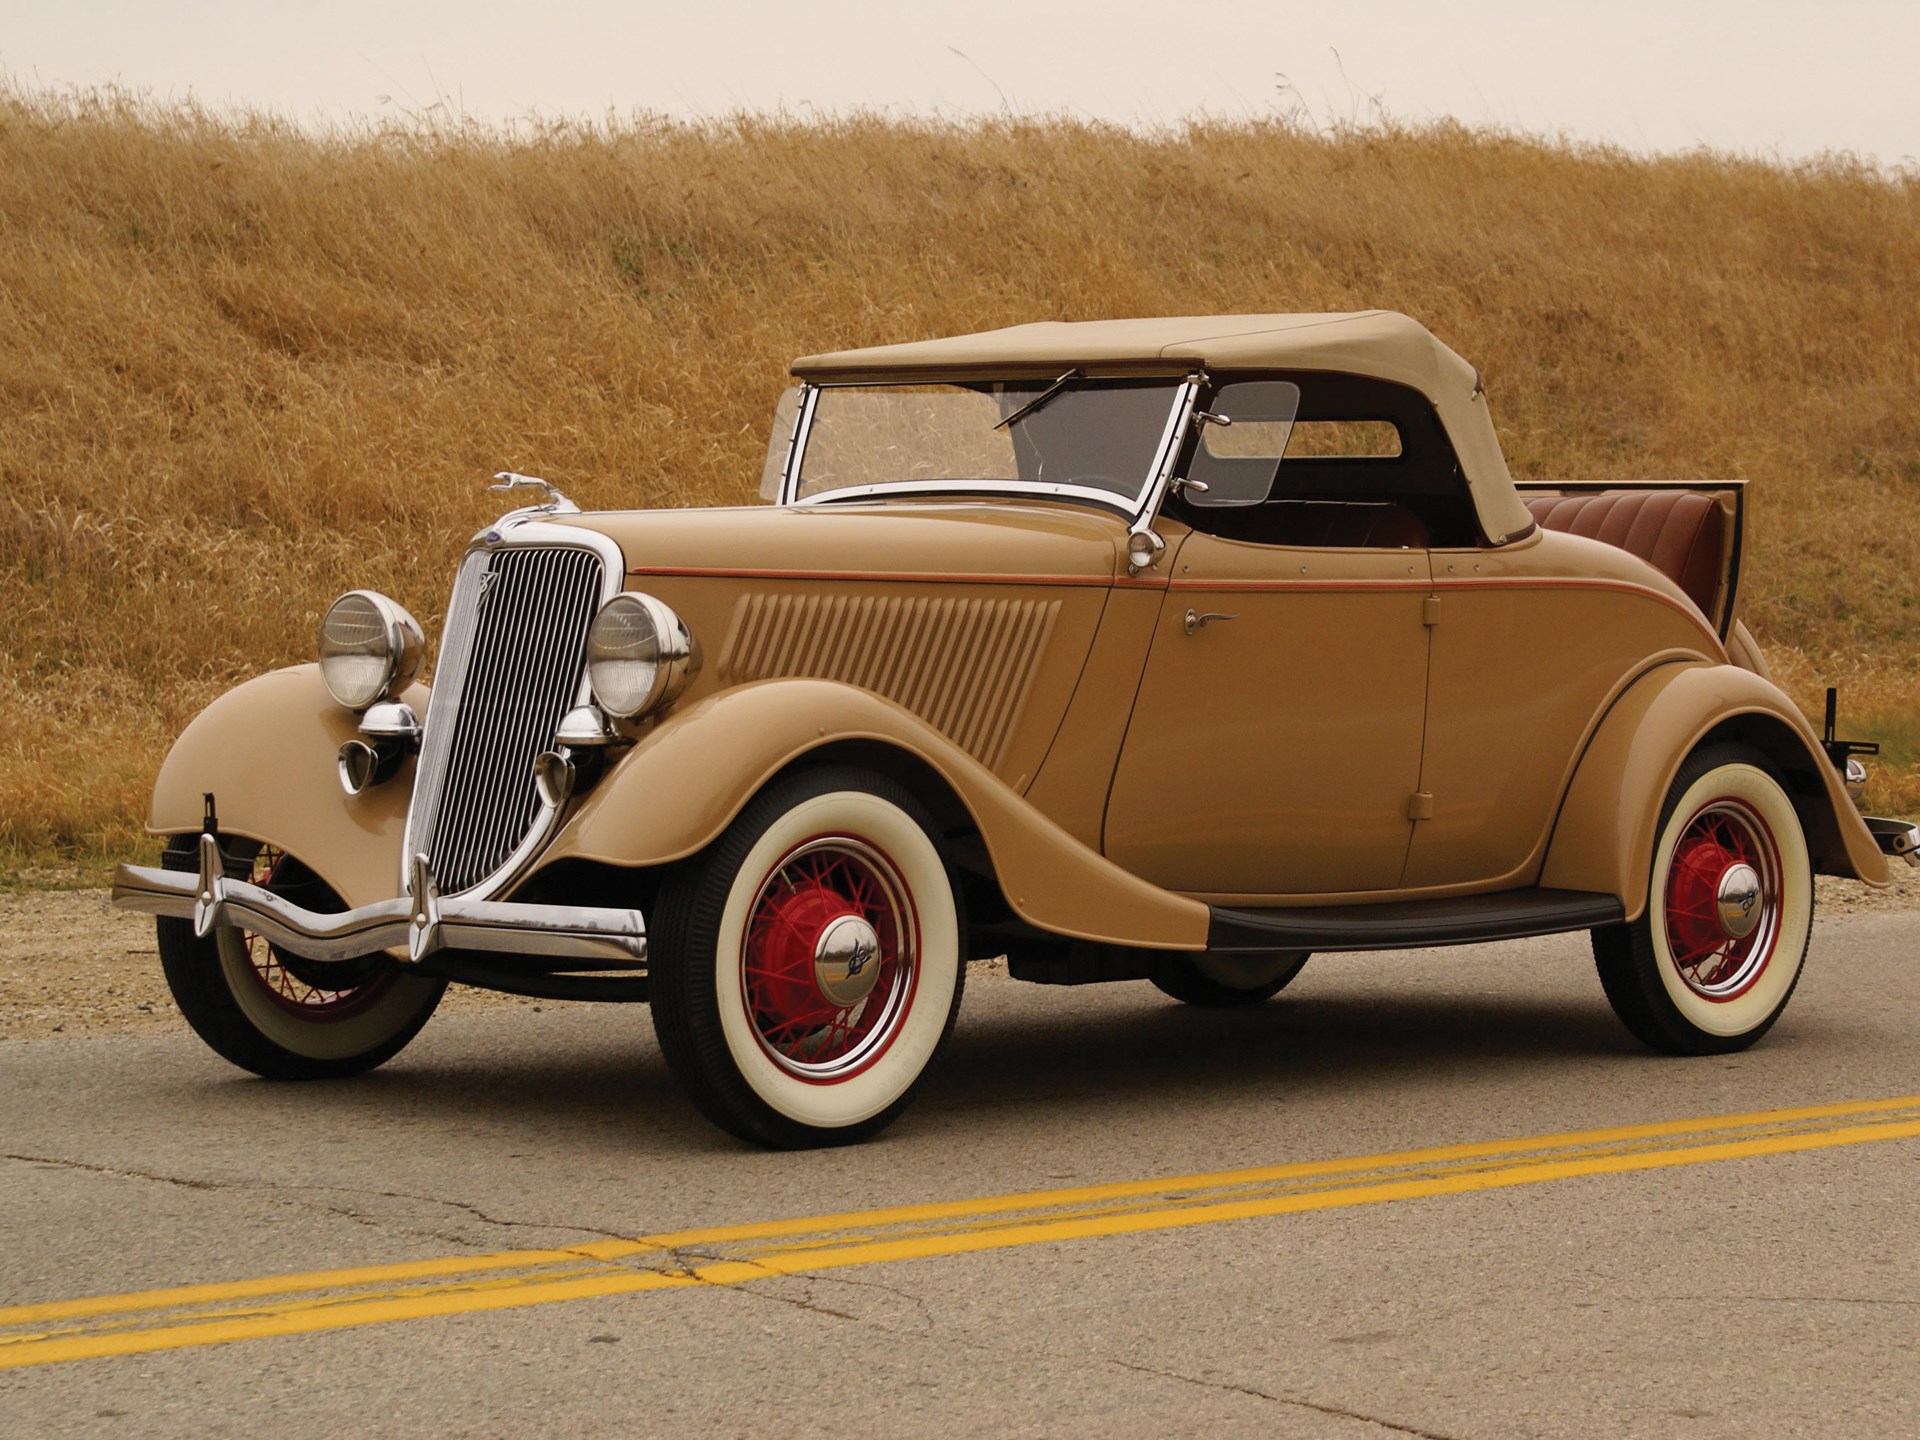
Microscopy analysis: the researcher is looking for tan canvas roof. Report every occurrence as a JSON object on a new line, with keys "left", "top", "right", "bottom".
{"left": 794, "top": 311, "right": 1533, "bottom": 543}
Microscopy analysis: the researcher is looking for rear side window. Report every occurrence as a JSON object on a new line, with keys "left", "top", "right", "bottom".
{"left": 1283, "top": 420, "right": 1403, "bottom": 458}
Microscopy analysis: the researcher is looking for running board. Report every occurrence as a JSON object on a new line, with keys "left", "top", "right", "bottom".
{"left": 1208, "top": 888, "right": 1626, "bottom": 954}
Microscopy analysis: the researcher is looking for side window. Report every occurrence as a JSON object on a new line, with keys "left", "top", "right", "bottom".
{"left": 1168, "top": 373, "right": 1480, "bottom": 548}
{"left": 1283, "top": 420, "right": 1403, "bottom": 459}
{"left": 1185, "top": 380, "right": 1301, "bottom": 508}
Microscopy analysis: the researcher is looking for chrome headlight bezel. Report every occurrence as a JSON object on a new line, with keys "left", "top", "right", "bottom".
{"left": 316, "top": 590, "right": 425, "bottom": 712}
{"left": 585, "top": 592, "right": 698, "bottom": 720}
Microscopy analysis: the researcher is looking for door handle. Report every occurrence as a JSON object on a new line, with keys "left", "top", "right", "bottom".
{"left": 1183, "top": 608, "right": 1239, "bottom": 636}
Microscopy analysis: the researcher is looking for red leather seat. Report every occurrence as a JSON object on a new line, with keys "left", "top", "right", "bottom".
{"left": 1524, "top": 490, "right": 1725, "bottom": 618}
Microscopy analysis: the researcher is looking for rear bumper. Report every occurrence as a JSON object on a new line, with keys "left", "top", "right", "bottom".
{"left": 111, "top": 834, "right": 647, "bottom": 966}
{"left": 1864, "top": 816, "right": 1920, "bottom": 868}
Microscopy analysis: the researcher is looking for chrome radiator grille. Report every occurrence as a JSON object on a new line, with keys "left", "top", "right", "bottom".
{"left": 407, "top": 543, "right": 605, "bottom": 894}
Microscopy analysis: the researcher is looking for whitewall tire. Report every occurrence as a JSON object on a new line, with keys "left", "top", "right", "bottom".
{"left": 650, "top": 767, "right": 965, "bottom": 1148}
{"left": 1593, "top": 744, "right": 1814, "bottom": 1054}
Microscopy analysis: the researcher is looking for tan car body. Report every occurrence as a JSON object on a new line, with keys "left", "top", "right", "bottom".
{"left": 143, "top": 311, "right": 1889, "bottom": 964}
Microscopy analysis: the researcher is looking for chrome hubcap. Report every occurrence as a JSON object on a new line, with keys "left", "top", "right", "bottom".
{"left": 1715, "top": 862, "right": 1764, "bottom": 940}
{"left": 813, "top": 913, "right": 884, "bottom": 1007}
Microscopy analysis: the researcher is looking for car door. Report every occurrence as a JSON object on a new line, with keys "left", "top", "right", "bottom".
{"left": 1104, "top": 530, "right": 1433, "bottom": 897}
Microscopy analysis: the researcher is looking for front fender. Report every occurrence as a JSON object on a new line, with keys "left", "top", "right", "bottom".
{"left": 1539, "top": 661, "right": 1889, "bottom": 918}
{"left": 538, "top": 678, "right": 1209, "bottom": 950}
{"left": 146, "top": 665, "right": 421, "bottom": 909}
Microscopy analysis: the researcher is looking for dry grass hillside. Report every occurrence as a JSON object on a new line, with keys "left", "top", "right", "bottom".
{"left": 3, "top": 87, "right": 1919, "bottom": 874}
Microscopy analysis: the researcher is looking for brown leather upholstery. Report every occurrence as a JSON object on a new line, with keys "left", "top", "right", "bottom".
{"left": 1260, "top": 501, "right": 1430, "bottom": 549}
{"left": 1524, "top": 489, "right": 1726, "bottom": 619}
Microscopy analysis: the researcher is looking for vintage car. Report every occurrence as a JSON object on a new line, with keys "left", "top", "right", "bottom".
{"left": 114, "top": 311, "right": 1919, "bottom": 1148}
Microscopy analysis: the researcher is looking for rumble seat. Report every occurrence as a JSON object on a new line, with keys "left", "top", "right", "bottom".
{"left": 1523, "top": 489, "right": 1726, "bottom": 619}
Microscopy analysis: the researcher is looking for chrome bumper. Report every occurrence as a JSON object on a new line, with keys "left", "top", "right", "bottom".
{"left": 111, "top": 835, "right": 646, "bottom": 966}
{"left": 1865, "top": 817, "right": 1920, "bottom": 869}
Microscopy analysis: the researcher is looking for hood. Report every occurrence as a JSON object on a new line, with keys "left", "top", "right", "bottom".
{"left": 544, "top": 498, "right": 1128, "bottom": 790}
{"left": 552, "top": 498, "right": 1127, "bottom": 585}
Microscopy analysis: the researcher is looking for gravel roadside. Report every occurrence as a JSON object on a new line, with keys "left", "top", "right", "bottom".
{"left": 0, "top": 887, "right": 540, "bottom": 1041}
{"left": 5, "top": 867, "right": 1917, "bottom": 1042}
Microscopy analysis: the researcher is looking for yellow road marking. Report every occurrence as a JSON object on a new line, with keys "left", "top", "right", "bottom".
{"left": 4, "top": 1094, "right": 1918, "bottom": 1371}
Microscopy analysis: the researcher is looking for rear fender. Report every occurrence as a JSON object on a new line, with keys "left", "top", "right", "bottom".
{"left": 1540, "top": 661, "right": 1889, "bottom": 918}
{"left": 146, "top": 665, "right": 419, "bottom": 909}
{"left": 538, "top": 678, "right": 1209, "bottom": 950}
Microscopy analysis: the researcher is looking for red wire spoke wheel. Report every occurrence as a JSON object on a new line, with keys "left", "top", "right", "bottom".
{"left": 1593, "top": 745, "right": 1814, "bottom": 1055}
{"left": 740, "top": 837, "right": 919, "bottom": 1081}
{"left": 650, "top": 767, "right": 965, "bottom": 1149}
{"left": 1658, "top": 801, "right": 1782, "bottom": 1002}
{"left": 238, "top": 848, "right": 398, "bottom": 1022}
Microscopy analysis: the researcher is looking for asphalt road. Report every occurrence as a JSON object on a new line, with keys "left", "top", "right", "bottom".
{"left": 3, "top": 911, "right": 1918, "bottom": 1439}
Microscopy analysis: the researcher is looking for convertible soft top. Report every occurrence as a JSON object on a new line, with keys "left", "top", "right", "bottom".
{"left": 794, "top": 311, "right": 1534, "bottom": 544}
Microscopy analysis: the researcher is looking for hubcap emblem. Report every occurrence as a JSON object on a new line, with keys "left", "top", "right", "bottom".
{"left": 814, "top": 914, "right": 884, "bottom": 1007}
{"left": 1715, "top": 862, "right": 1764, "bottom": 939}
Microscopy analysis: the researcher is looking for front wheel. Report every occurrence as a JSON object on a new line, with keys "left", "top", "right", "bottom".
{"left": 157, "top": 838, "right": 444, "bottom": 1080}
{"left": 649, "top": 767, "right": 965, "bottom": 1149}
{"left": 1592, "top": 744, "right": 1814, "bottom": 1055}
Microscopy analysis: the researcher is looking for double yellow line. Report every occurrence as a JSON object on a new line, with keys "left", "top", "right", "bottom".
{"left": 6, "top": 1094, "right": 1919, "bottom": 1371}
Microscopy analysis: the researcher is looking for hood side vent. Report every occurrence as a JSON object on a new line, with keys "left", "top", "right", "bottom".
{"left": 717, "top": 592, "right": 1060, "bottom": 772}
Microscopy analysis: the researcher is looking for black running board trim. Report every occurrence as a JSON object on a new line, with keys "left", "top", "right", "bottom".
{"left": 1208, "top": 888, "right": 1626, "bottom": 954}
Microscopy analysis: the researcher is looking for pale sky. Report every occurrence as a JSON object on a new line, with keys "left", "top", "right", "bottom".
{"left": 3, "top": 1, "right": 1915, "bottom": 166}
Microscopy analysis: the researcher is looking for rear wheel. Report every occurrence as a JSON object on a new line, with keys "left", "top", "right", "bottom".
{"left": 157, "top": 837, "right": 444, "bottom": 1080}
{"left": 1592, "top": 745, "right": 1814, "bottom": 1055}
{"left": 1151, "top": 951, "right": 1309, "bottom": 1007}
{"left": 649, "top": 768, "right": 965, "bottom": 1149}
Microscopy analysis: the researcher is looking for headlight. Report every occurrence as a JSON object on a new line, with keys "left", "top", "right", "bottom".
{"left": 317, "top": 590, "right": 424, "bottom": 711}
{"left": 586, "top": 593, "right": 698, "bottom": 719}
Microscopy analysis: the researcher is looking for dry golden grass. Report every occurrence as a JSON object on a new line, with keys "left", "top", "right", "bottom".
{"left": 4, "top": 87, "right": 1919, "bottom": 873}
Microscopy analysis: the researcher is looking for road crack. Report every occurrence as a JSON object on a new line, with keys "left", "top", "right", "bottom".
{"left": 5, "top": 1151, "right": 216, "bottom": 1190}
{"left": 1110, "top": 1358, "right": 1461, "bottom": 1438}
{"left": 4, "top": 1150, "right": 641, "bottom": 1251}
{"left": 310, "top": 1184, "right": 637, "bottom": 1246}
{"left": 648, "top": 1243, "right": 936, "bottom": 1332}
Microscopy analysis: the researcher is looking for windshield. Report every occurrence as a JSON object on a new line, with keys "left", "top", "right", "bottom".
{"left": 794, "top": 379, "right": 1185, "bottom": 506}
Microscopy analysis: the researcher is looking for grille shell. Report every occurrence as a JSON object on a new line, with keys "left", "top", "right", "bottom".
{"left": 405, "top": 535, "right": 612, "bottom": 896}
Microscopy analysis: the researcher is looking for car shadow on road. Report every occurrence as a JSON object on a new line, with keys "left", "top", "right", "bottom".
{"left": 927, "top": 980, "right": 1638, "bottom": 1111}
{"left": 180, "top": 970, "right": 1644, "bottom": 1156}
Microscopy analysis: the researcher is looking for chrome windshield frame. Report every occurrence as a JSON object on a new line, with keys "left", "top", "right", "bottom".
{"left": 780, "top": 374, "right": 1204, "bottom": 525}
{"left": 774, "top": 382, "right": 820, "bottom": 506}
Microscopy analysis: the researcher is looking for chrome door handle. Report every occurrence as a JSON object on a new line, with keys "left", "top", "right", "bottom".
{"left": 1183, "top": 609, "right": 1238, "bottom": 636}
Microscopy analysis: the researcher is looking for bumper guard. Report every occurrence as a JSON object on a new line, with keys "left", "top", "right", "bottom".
{"left": 112, "top": 834, "right": 646, "bottom": 966}
{"left": 1865, "top": 816, "right": 1920, "bottom": 869}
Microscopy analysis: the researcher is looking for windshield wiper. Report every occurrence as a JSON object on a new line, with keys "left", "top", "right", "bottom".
{"left": 993, "top": 368, "right": 1084, "bottom": 431}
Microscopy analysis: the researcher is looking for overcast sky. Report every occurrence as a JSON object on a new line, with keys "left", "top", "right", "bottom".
{"left": 3, "top": 1, "right": 1915, "bottom": 166}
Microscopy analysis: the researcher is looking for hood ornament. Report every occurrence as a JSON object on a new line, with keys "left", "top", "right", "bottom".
{"left": 489, "top": 472, "right": 575, "bottom": 513}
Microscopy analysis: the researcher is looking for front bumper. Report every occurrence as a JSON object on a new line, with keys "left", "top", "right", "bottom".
{"left": 112, "top": 835, "right": 646, "bottom": 967}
